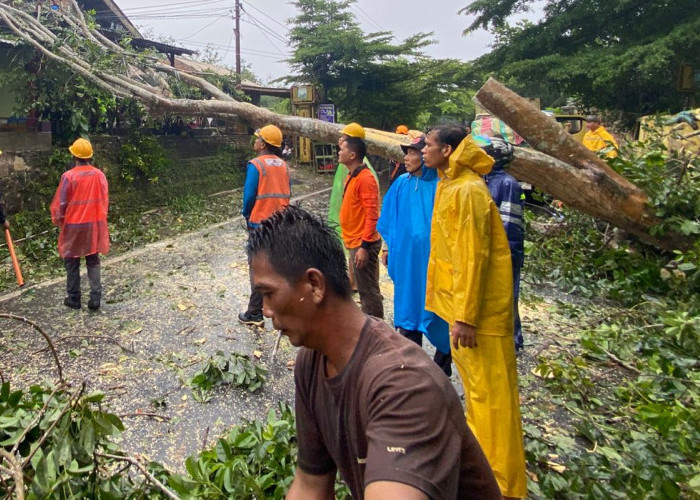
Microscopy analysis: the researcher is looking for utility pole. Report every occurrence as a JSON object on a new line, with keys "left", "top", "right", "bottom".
{"left": 234, "top": 0, "right": 241, "bottom": 86}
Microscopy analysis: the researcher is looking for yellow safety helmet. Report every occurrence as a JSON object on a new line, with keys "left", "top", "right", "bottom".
{"left": 69, "top": 138, "right": 93, "bottom": 159}
{"left": 255, "top": 125, "right": 283, "bottom": 148}
{"left": 341, "top": 122, "right": 365, "bottom": 139}
{"left": 395, "top": 124, "right": 409, "bottom": 135}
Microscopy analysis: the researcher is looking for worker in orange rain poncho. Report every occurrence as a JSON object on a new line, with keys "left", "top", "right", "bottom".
{"left": 51, "top": 138, "right": 110, "bottom": 311}
{"left": 422, "top": 125, "right": 527, "bottom": 499}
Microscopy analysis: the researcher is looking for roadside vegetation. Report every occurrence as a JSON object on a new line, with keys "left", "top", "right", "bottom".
{"left": 2, "top": 126, "right": 698, "bottom": 498}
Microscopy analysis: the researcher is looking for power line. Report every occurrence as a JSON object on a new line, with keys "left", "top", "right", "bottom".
{"left": 240, "top": 9, "right": 288, "bottom": 44}
{"left": 242, "top": 16, "right": 287, "bottom": 56}
{"left": 240, "top": 1, "right": 289, "bottom": 32}
{"left": 118, "top": 0, "right": 227, "bottom": 14}
{"left": 181, "top": 14, "right": 231, "bottom": 40}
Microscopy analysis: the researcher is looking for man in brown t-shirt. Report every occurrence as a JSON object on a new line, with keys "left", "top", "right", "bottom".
{"left": 247, "top": 205, "right": 501, "bottom": 500}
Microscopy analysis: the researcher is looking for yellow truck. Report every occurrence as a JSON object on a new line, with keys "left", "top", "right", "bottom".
{"left": 636, "top": 109, "right": 700, "bottom": 155}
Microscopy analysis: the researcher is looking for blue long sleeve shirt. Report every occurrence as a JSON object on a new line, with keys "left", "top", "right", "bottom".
{"left": 241, "top": 161, "right": 259, "bottom": 224}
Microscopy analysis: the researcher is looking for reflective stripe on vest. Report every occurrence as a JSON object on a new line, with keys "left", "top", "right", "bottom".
{"left": 249, "top": 154, "right": 291, "bottom": 224}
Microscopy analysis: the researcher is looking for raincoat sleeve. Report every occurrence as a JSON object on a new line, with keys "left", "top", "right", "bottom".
{"left": 241, "top": 161, "right": 259, "bottom": 220}
{"left": 50, "top": 173, "right": 70, "bottom": 227}
{"left": 451, "top": 190, "right": 492, "bottom": 326}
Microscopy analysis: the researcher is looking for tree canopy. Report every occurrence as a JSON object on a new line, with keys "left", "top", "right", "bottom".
{"left": 284, "top": 0, "right": 473, "bottom": 128}
{"left": 462, "top": 0, "right": 700, "bottom": 116}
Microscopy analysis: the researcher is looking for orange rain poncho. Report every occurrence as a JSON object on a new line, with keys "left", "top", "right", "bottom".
{"left": 50, "top": 165, "right": 110, "bottom": 258}
{"left": 425, "top": 135, "right": 527, "bottom": 498}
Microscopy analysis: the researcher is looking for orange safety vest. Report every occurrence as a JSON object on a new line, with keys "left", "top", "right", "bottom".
{"left": 249, "top": 154, "right": 291, "bottom": 224}
{"left": 50, "top": 165, "right": 110, "bottom": 258}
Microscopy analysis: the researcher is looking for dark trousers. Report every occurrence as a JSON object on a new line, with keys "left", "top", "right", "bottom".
{"left": 348, "top": 240, "right": 383, "bottom": 319}
{"left": 245, "top": 229, "right": 263, "bottom": 316}
{"left": 398, "top": 327, "right": 452, "bottom": 377}
{"left": 64, "top": 254, "right": 101, "bottom": 302}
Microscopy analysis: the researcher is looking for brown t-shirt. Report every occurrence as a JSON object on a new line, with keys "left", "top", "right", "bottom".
{"left": 294, "top": 317, "right": 501, "bottom": 499}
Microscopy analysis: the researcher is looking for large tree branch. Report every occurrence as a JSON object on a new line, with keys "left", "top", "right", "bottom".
{"left": 475, "top": 78, "right": 690, "bottom": 251}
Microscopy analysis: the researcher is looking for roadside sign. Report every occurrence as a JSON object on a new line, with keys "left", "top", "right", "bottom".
{"left": 318, "top": 104, "right": 335, "bottom": 123}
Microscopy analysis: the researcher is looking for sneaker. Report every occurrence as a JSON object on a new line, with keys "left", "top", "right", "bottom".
{"left": 87, "top": 299, "right": 100, "bottom": 311}
{"left": 238, "top": 311, "right": 264, "bottom": 328}
{"left": 64, "top": 297, "right": 81, "bottom": 310}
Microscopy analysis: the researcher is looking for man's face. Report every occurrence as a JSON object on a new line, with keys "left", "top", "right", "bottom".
{"left": 338, "top": 134, "right": 348, "bottom": 148}
{"left": 586, "top": 121, "right": 600, "bottom": 132}
{"left": 253, "top": 136, "right": 264, "bottom": 153}
{"left": 337, "top": 140, "right": 354, "bottom": 165}
{"left": 404, "top": 148, "right": 423, "bottom": 174}
{"left": 422, "top": 131, "right": 448, "bottom": 169}
{"left": 252, "top": 253, "right": 312, "bottom": 348}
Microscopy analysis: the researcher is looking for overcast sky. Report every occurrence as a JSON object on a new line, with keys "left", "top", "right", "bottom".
{"left": 113, "top": 0, "right": 499, "bottom": 85}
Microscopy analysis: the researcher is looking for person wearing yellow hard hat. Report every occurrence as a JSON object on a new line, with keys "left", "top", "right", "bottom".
{"left": 327, "top": 123, "right": 379, "bottom": 237}
{"left": 50, "top": 138, "right": 110, "bottom": 311}
{"left": 238, "top": 124, "right": 291, "bottom": 327}
{"left": 0, "top": 150, "right": 9, "bottom": 230}
{"left": 337, "top": 129, "right": 384, "bottom": 319}
{"left": 328, "top": 123, "right": 380, "bottom": 295}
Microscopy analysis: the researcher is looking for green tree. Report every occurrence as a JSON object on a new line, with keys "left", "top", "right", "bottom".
{"left": 285, "top": 0, "right": 438, "bottom": 129}
{"left": 461, "top": 0, "right": 700, "bottom": 117}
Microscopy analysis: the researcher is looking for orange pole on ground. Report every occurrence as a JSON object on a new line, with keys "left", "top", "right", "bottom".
{"left": 4, "top": 228, "right": 24, "bottom": 286}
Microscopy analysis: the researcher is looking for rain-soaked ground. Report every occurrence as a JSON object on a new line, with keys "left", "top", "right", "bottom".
{"left": 0, "top": 165, "right": 576, "bottom": 471}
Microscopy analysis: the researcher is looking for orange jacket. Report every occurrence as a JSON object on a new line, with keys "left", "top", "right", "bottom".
{"left": 50, "top": 165, "right": 110, "bottom": 258}
{"left": 339, "top": 166, "right": 380, "bottom": 248}
{"left": 249, "top": 154, "right": 291, "bottom": 224}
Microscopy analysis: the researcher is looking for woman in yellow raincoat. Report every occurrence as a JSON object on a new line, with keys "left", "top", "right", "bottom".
{"left": 422, "top": 125, "right": 527, "bottom": 499}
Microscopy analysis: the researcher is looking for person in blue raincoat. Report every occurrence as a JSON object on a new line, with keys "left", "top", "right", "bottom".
{"left": 480, "top": 136, "right": 526, "bottom": 351}
{"left": 377, "top": 134, "right": 452, "bottom": 375}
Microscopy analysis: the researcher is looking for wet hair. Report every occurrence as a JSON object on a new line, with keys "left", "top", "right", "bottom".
{"left": 246, "top": 205, "right": 352, "bottom": 299}
{"left": 428, "top": 124, "right": 468, "bottom": 150}
{"left": 585, "top": 115, "right": 602, "bottom": 123}
{"left": 343, "top": 136, "right": 366, "bottom": 162}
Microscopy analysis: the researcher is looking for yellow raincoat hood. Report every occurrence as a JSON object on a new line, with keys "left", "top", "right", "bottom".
{"left": 426, "top": 134, "right": 512, "bottom": 334}
{"left": 440, "top": 135, "right": 494, "bottom": 180}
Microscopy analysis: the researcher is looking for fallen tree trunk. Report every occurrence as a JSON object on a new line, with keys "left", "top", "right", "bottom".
{"left": 0, "top": 3, "right": 694, "bottom": 251}
{"left": 476, "top": 78, "right": 689, "bottom": 251}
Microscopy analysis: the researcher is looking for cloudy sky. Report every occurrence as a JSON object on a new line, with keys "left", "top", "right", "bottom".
{"left": 114, "top": 0, "right": 500, "bottom": 85}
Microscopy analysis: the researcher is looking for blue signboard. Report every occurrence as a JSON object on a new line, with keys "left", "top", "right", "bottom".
{"left": 318, "top": 104, "right": 335, "bottom": 123}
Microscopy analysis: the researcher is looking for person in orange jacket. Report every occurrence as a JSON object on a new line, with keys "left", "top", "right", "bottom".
{"left": 50, "top": 138, "right": 109, "bottom": 311}
{"left": 339, "top": 134, "right": 383, "bottom": 319}
{"left": 238, "top": 125, "right": 291, "bottom": 327}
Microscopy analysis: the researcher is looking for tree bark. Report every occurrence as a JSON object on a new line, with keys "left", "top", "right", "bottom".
{"left": 476, "top": 78, "right": 688, "bottom": 251}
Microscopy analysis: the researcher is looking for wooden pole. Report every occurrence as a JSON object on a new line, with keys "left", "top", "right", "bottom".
{"left": 4, "top": 228, "right": 24, "bottom": 286}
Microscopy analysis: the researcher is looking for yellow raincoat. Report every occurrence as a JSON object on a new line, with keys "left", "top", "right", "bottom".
{"left": 426, "top": 135, "right": 527, "bottom": 498}
{"left": 583, "top": 125, "right": 618, "bottom": 158}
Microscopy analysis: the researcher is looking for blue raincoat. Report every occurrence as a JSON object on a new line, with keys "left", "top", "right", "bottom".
{"left": 377, "top": 165, "right": 450, "bottom": 355}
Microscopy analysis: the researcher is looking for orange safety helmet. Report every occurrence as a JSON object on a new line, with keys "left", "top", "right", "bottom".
{"left": 341, "top": 122, "right": 365, "bottom": 139}
{"left": 69, "top": 138, "right": 94, "bottom": 159}
{"left": 395, "top": 124, "right": 409, "bottom": 135}
{"left": 255, "top": 125, "right": 283, "bottom": 148}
